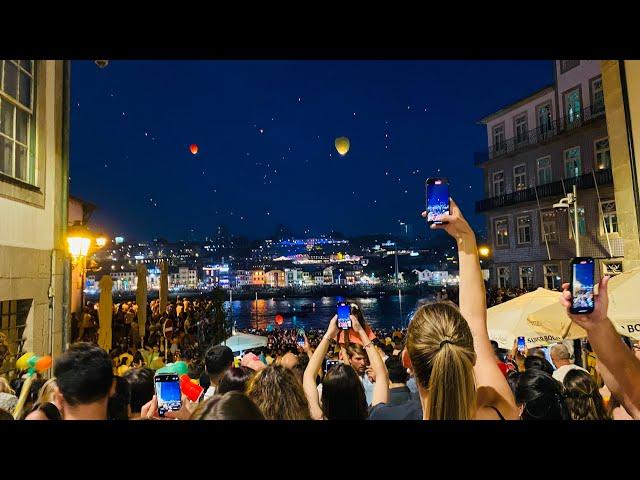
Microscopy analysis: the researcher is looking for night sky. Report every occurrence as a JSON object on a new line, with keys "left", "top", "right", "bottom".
{"left": 70, "top": 60, "right": 553, "bottom": 242}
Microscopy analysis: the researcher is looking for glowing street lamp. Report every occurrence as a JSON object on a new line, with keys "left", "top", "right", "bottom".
{"left": 67, "top": 222, "right": 92, "bottom": 261}
{"left": 478, "top": 245, "right": 491, "bottom": 258}
{"left": 95, "top": 235, "right": 108, "bottom": 248}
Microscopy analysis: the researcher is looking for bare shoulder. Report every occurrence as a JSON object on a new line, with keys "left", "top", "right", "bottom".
{"left": 476, "top": 385, "right": 518, "bottom": 420}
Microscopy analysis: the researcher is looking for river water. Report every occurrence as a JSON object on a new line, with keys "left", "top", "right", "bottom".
{"left": 227, "top": 293, "right": 435, "bottom": 331}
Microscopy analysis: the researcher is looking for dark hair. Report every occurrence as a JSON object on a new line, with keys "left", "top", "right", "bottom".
{"left": 246, "top": 364, "right": 311, "bottom": 420}
{"left": 23, "top": 402, "right": 62, "bottom": 421}
{"left": 54, "top": 342, "right": 113, "bottom": 406}
{"left": 123, "top": 367, "right": 155, "bottom": 414}
{"left": 506, "top": 371, "right": 520, "bottom": 397}
{"left": 190, "top": 391, "right": 264, "bottom": 420}
{"left": 563, "top": 369, "right": 610, "bottom": 420}
{"left": 515, "top": 369, "right": 570, "bottom": 420}
{"left": 217, "top": 367, "right": 254, "bottom": 394}
{"left": 382, "top": 343, "right": 394, "bottom": 357}
{"left": 524, "top": 356, "right": 555, "bottom": 376}
{"left": 108, "top": 376, "right": 131, "bottom": 420}
{"left": 385, "top": 355, "right": 409, "bottom": 384}
{"left": 0, "top": 408, "right": 13, "bottom": 421}
{"left": 204, "top": 345, "right": 234, "bottom": 377}
{"left": 321, "top": 363, "right": 368, "bottom": 420}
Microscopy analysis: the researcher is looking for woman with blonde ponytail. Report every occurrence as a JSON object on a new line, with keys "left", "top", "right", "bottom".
{"left": 404, "top": 199, "right": 519, "bottom": 420}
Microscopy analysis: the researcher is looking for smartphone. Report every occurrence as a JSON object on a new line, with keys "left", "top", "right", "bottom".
{"left": 154, "top": 373, "right": 182, "bottom": 417}
{"left": 570, "top": 257, "right": 596, "bottom": 314}
{"left": 426, "top": 178, "right": 450, "bottom": 225}
{"left": 325, "top": 359, "right": 341, "bottom": 373}
{"left": 296, "top": 328, "right": 305, "bottom": 347}
{"left": 517, "top": 336, "right": 526, "bottom": 354}
{"left": 337, "top": 302, "right": 351, "bottom": 330}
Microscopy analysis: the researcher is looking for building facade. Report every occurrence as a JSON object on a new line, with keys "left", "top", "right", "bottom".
{"left": 0, "top": 61, "right": 69, "bottom": 358}
{"left": 477, "top": 60, "right": 623, "bottom": 290}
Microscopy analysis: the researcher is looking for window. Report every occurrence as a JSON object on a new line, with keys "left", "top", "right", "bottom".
{"left": 591, "top": 76, "right": 604, "bottom": 114}
{"left": 0, "top": 299, "right": 32, "bottom": 354}
{"left": 595, "top": 138, "right": 611, "bottom": 170}
{"left": 0, "top": 61, "right": 36, "bottom": 184}
{"left": 543, "top": 265, "right": 561, "bottom": 290}
{"left": 560, "top": 60, "right": 580, "bottom": 74}
{"left": 541, "top": 210, "right": 558, "bottom": 242}
{"left": 493, "top": 124, "right": 505, "bottom": 152}
{"left": 492, "top": 171, "right": 505, "bottom": 196}
{"left": 513, "top": 164, "right": 527, "bottom": 191}
{"left": 515, "top": 114, "right": 528, "bottom": 144}
{"left": 519, "top": 266, "right": 534, "bottom": 290}
{"left": 537, "top": 103, "right": 553, "bottom": 136}
{"left": 601, "top": 200, "right": 619, "bottom": 234}
{"left": 564, "top": 147, "right": 582, "bottom": 178}
{"left": 537, "top": 156, "right": 552, "bottom": 185}
{"left": 494, "top": 218, "right": 509, "bottom": 247}
{"left": 517, "top": 216, "right": 531, "bottom": 244}
{"left": 497, "top": 266, "right": 511, "bottom": 288}
{"left": 564, "top": 87, "right": 582, "bottom": 126}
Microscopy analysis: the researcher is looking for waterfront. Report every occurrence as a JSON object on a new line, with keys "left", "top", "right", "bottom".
{"left": 227, "top": 293, "right": 435, "bottom": 331}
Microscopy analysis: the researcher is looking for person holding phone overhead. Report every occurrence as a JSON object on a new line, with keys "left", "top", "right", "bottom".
{"left": 336, "top": 303, "right": 376, "bottom": 346}
{"left": 403, "top": 198, "right": 519, "bottom": 420}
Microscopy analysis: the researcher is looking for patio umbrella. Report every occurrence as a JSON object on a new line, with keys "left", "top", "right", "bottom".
{"left": 529, "top": 268, "right": 640, "bottom": 341}
{"left": 97, "top": 275, "right": 114, "bottom": 352}
{"left": 487, "top": 287, "right": 586, "bottom": 349}
{"left": 136, "top": 263, "right": 148, "bottom": 342}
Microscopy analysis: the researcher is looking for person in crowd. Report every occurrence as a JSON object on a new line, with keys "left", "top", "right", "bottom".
{"left": 53, "top": 342, "right": 115, "bottom": 420}
{"left": 337, "top": 303, "right": 376, "bottom": 346}
{"left": 515, "top": 369, "right": 570, "bottom": 420}
{"left": 190, "top": 391, "right": 264, "bottom": 420}
{"left": 524, "top": 356, "right": 555, "bottom": 376}
{"left": 563, "top": 369, "right": 610, "bottom": 420}
{"left": 560, "top": 276, "right": 640, "bottom": 419}
{"left": 385, "top": 355, "right": 411, "bottom": 406}
{"left": 123, "top": 367, "right": 155, "bottom": 420}
{"left": 217, "top": 367, "right": 254, "bottom": 395}
{"left": 303, "top": 314, "right": 388, "bottom": 420}
{"left": 0, "top": 376, "right": 17, "bottom": 416}
{"left": 247, "top": 364, "right": 311, "bottom": 420}
{"left": 203, "top": 345, "right": 234, "bottom": 400}
{"left": 340, "top": 341, "right": 377, "bottom": 405}
{"left": 278, "top": 352, "right": 299, "bottom": 370}
{"left": 108, "top": 376, "right": 132, "bottom": 420}
{"left": 550, "top": 343, "right": 588, "bottom": 383}
{"left": 403, "top": 200, "right": 518, "bottom": 420}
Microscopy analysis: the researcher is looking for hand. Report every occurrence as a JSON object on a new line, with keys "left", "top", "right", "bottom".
{"left": 366, "top": 365, "right": 376, "bottom": 383}
{"left": 165, "top": 394, "right": 195, "bottom": 420}
{"left": 301, "top": 333, "right": 312, "bottom": 354}
{"left": 560, "top": 276, "right": 610, "bottom": 332}
{"left": 421, "top": 198, "right": 473, "bottom": 240}
{"left": 325, "top": 315, "right": 339, "bottom": 340}
{"left": 140, "top": 395, "right": 162, "bottom": 420}
{"left": 351, "top": 315, "right": 365, "bottom": 335}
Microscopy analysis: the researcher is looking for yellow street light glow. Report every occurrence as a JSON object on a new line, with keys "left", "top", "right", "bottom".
{"left": 478, "top": 246, "right": 491, "bottom": 257}
{"left": 67, "top": 236, "right": 91, "bottom": 258}
{"left": 96, "top": 236, "right": 108, "bottom": 248}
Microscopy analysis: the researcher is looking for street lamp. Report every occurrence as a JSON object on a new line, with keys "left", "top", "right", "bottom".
{"left": 553, "top": 184, "right": 580, "bottom": 256}
{"left": 478, "top": 245, "right": 491, "bottom": 258}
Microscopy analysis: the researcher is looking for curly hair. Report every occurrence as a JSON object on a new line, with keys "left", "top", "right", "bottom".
{"left": 246, "top": 364, "right": 311, "bottom": 420}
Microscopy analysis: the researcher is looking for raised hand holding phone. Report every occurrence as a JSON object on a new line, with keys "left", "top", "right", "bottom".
{"left": 569, "top": 257, "right": 596, "bottom": 315}
{"left": 560, "top": 275, "right": 610, "bottom": 332}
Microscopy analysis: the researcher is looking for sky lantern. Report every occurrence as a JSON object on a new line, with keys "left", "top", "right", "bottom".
{"left": 189, "top": 144, "right": 199, "bottom": 155}
{"left": 275, "top": 314, "right": 284, "bottom": 325}
{"left": 334, "top": 137, "right": 350, "bottom": 156}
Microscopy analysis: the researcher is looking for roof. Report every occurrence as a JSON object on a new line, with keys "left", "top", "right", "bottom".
{"left": 477, "top": 84, "right": 555, "bottom": 124}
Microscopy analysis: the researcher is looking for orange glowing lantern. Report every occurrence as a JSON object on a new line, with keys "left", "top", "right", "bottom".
{"left": 275, "top": 314, "right": 284, "bottom": 325}
{"left": 189, "top": 144, "right": 199, "bottom": 155}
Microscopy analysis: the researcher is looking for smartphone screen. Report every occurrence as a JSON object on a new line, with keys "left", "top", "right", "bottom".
{"left": 426, "top": 178, "right": 450, "bottom": 224}
{"left": 337, "top": 302, "right": 351, "bottom": 330}
{"left": 296, "top": 328, "right": 305, "bottom": 347}
{"left": 571, "top": 258, "right": 595, "bottom": 314}
{"left": 325, "top": 359, "right": 340, "bottom": 373}
{"left": 517, "top": 336, "right": 526, "bottom": 354}
{"left": 154, "top": 373, "right": 182, "bottom": 417}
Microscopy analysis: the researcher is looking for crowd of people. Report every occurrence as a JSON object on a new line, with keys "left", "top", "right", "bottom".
{"left": 2, "top": 199, "right": 640, "bottom": 421}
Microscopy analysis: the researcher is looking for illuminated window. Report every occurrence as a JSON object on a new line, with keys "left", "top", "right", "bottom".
{"left": 497, "top": 266, "right": 510, "bottom": 288}
{"left": 541, "top": 210, "right": 558, "bottom": 242}
{"left": 595, "top": 138, "right": 611, "bottom": 170}
{"left": 0, "top": 60, "right": 36, "bottom": 184}
{"left": 537, "top": 103, "right": 553, "bottom": 136}
{"left": 514, "top": 164, "right": 527, "bottom": 191}
{"left": 519, "top": 266, "right": 534, "bottom": 290}
{"left": 493, "top": 171, "right": 505, "bottom": 196}
{"left": 517, "top": 216, "right": 531, "bottom": 244}
{"left": 564, "top": 147, "right": 581, "bottom": 178}
{"left": 564, "top": 88, "right": 582, "bottom": 126}
{"left": 495, "top": 218, "right": 509, "bottom": 247}
{"left": 544, "top": 264, "right": 561, "bottom": 290}
{"left": 601, "top": 200, "right": 618, "bottom": 234}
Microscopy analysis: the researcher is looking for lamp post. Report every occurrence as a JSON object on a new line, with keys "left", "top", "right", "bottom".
{"left": 553, "top": 184, "right": 580, "bottom": 257}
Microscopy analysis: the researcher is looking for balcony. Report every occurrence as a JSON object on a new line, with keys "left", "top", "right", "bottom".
{"left": 475, "top": 102, "right": 606, "bottom": 165}
{"left": 475, "top": 168, "right": 613, "bottom": 213}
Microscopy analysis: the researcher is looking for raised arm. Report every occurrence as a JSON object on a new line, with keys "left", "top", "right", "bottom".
{"left": 425, "top": 199, "right": 518, "bottom": 419}
{"left": 561, "top": 278, "right": 640, "bottom": 418}
{"left": 303, "top": 316, "right": 338, "bottom": 420}
{"left": 352, "top": 315, "right": 389, "bottom": 406}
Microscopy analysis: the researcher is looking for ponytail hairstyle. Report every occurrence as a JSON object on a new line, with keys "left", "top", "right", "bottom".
{"left": 563, "top": 369, "right": 610, "bottom": 420}
{"left": 406, "top": 303, "right": 477, "bottom": 420}
{"left": 515, "top": 369, "right": 571, "bottom": 420}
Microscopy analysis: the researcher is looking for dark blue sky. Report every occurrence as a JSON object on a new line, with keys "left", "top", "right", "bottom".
{"left": 70, "top": 60, "right": 553, "bottom": 242}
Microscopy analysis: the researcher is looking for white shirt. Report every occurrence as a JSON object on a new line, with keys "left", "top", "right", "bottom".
{"left": 552, "top": 364, "right": 588, "bottom": 384}
{"left": 203, "top": 385, "right": 217, "bottom": 400}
